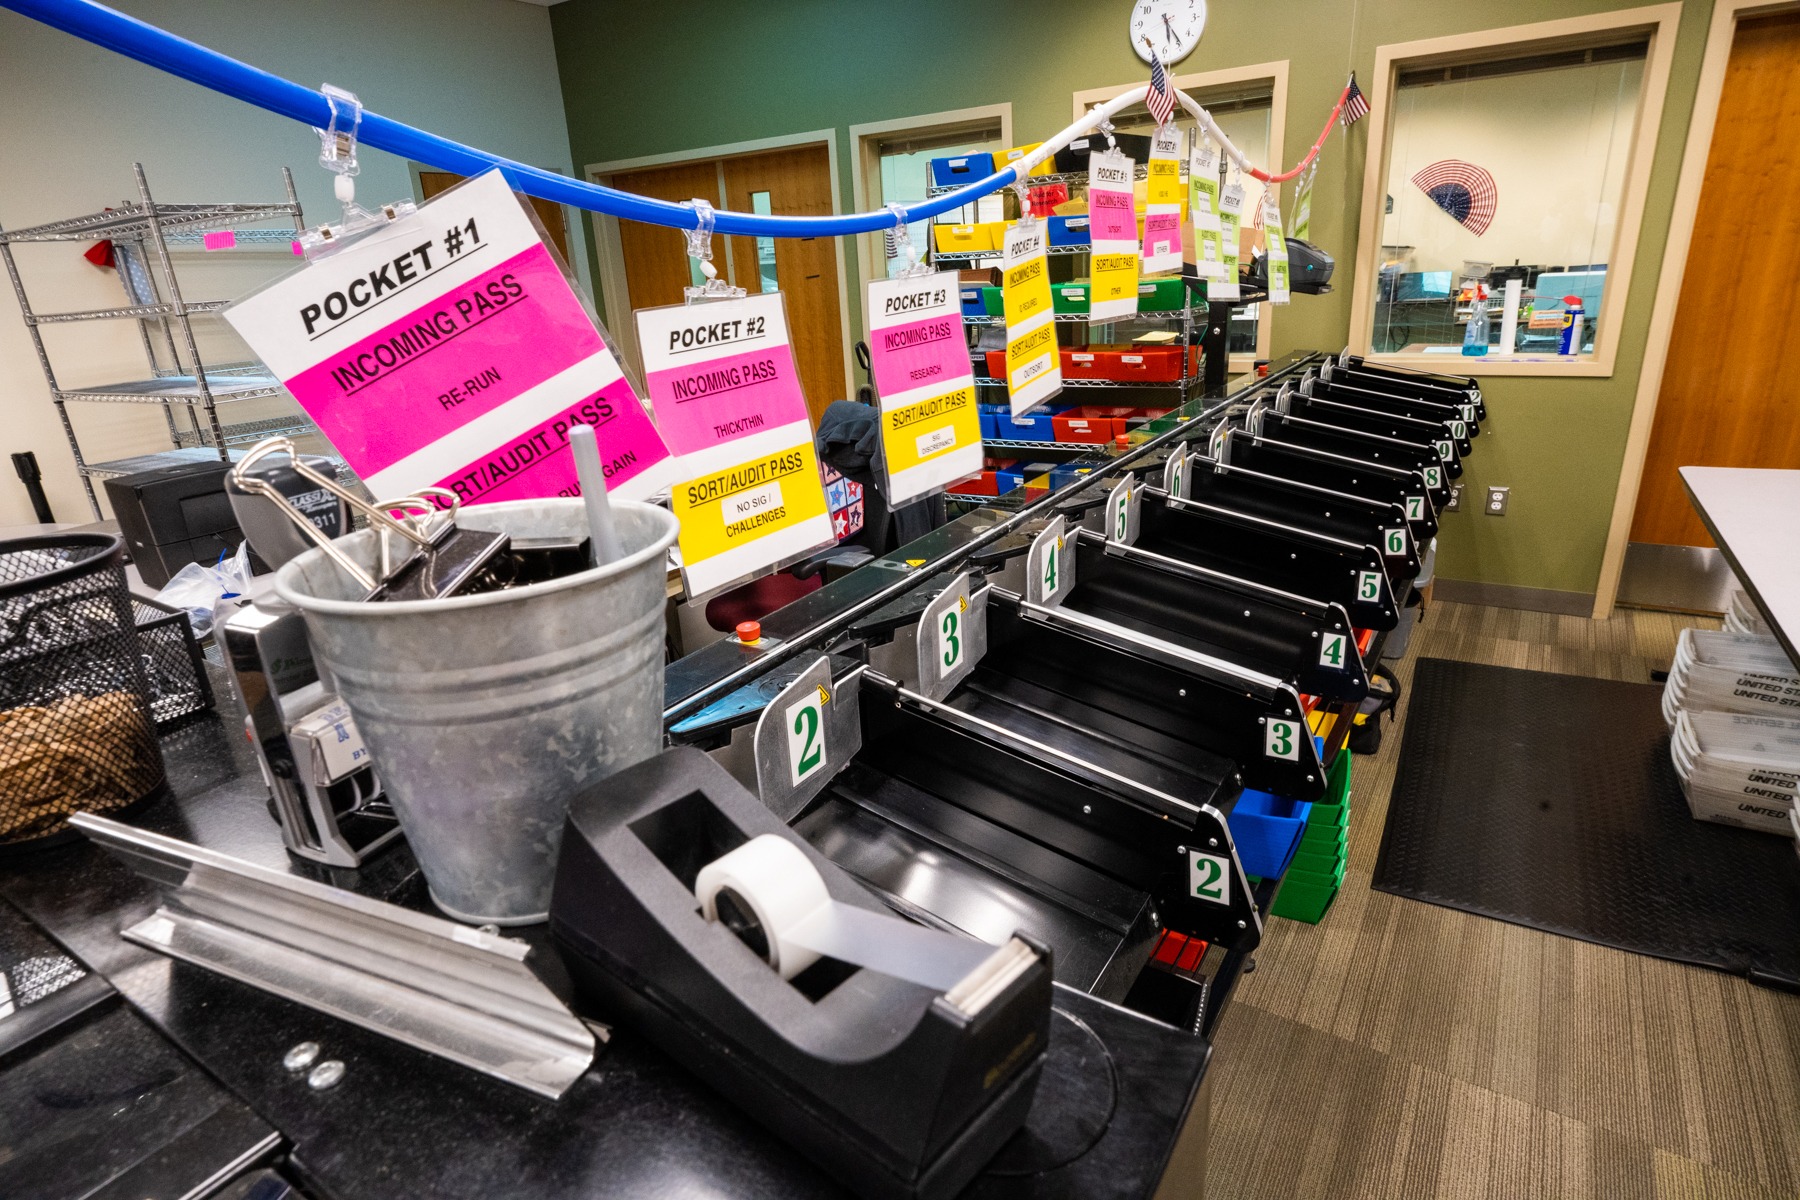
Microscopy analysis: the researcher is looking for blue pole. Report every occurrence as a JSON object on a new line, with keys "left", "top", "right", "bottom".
{"left": 0, "top": 0, "right": 1024, "bottom": 237}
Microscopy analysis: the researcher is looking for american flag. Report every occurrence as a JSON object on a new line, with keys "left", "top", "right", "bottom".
{"left": 1342, "top": 73, "right": 1370, "bottom": 126}
{"left": 1147, "top": 52, "right": 1176, "bottom": 127}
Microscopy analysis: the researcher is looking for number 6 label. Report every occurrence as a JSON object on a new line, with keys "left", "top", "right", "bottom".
{"left": 1187, "top": 849, "right": 1231, "bottom": 905}
{"left": 1384, "top": 527, "right": 1408, "bottom": 557}
{"left": 785, "top": 689, "right": 827, "bottom": 786}
{"left": 1265, "top": 718, "right": 1301, "bottom": 761}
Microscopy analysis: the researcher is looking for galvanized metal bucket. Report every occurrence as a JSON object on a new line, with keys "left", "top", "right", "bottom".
{"left": 275, "top": 499, "right": 677, "bottom": 925}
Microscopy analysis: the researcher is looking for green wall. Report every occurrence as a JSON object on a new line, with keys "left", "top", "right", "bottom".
{"left": 549, "top": 0, "right": 1714, "bottom": 602}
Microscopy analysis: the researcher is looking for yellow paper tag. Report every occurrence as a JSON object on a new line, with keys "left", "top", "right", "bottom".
{"left": 1002, "top": 253, "right": 1052, "bottom": 326}
{"left": 670, "top": 439, "right": 830, "bottom": 565}
{"left": 881, "top": 385, "right": 979, "bottom": 475}
{"left": 1091, "top": 250, "right": 1140, "bottom": 308}
{"left": 1005, "top": 322, "right": 1058, "bottom": 391}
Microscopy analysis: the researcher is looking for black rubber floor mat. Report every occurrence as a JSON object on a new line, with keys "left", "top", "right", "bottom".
{"left": 1372, "top": 658, "right": 1800, "bottom": 989}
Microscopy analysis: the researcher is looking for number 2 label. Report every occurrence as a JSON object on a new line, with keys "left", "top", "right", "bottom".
{"left": 1265, "top": 718, "right": 1300, "bottom": 761}
{"left": 785, "top": 692, "right": 825, "bottom": 786}
{"left": 1187, "top": 849, "right": 1230, "bottom": 905}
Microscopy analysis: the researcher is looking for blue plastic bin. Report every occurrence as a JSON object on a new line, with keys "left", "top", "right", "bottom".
{"left": 930, "top": 153, "right": 995, "bottom": 188}
{"left": 1227, "top": 790, "right": 1315, "bottom": 881}
{"left": 959, "top": 285, "right": 985, "bottom": 317}
{"left": 993, "top": 411, "right": 1057, "bottom": 441}
{"left": 1048, "top": 215, "right": 1092, "bottom": 247}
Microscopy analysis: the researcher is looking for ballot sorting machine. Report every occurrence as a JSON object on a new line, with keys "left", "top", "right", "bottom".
{"left": 625, "top": 351, "right": 1487, "bottom": 1071}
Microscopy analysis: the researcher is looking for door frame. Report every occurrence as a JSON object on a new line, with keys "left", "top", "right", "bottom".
{"left": 585, "top": 129, "right": 853, "bottom": 399}
{"left": 847, "top": 103, "right": 1013, "bottom": 300}
{"left": 1592, "top": 0, "right": 1800, "bottom": 617}
{"left": 1071, "top": 61, "right": 1290, "bottom": 373}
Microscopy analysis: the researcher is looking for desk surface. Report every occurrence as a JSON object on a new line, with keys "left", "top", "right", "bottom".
{"left": 1681, "top": 467, "right": 1800, "bottom": 665}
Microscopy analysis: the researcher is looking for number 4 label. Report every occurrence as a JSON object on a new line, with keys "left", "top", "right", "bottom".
{"left": 785, "top": 690, "right": 826, "bottom": 786}
{"left": 1187, "top": 849, "right": 1231, "bottom": 905}
{"left": 1265, "top": 718, "right": 1300, "bottom": 760}
{"left": 1319, "top": 631, "right": 1348, "bottom": 669}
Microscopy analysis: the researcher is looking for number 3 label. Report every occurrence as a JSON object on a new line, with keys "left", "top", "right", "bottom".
{"left": 938, "top": 607, "right": 962, "bottom": 672}
{"left": 1187, "top": 849, "right": 1231, "bottom": 905}
{"left": 785, "top": 691, "right": 826, "bottom": 786}
{"left": 1265, "top": 718, "right": 1300, "bottom": 761}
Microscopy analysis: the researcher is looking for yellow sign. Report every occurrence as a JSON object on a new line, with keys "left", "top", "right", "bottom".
{"left": 1005, "top": 321, "right": 1058, "bottom": 392}
{"left": 1003, "top": 251, "right": 1052, "bottom": 326}
{"left": 1091, "top": 250, "right": 1140, "bottom": 312}
{"left": 881, "top": 385, "right": 979, "bottom": 475}
{"left": 1146, "top": 157, "right": 1182, "bottom": 208}
{"left": 670, "top": 439, "right": 831, "bottom": 570}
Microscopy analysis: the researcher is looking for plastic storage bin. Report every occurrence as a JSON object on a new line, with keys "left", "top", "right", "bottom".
{"left": 934, "top": 224, "right": 998, "bottom": 254}
{"left": 930, "top": 153, "right": 995, "bottom": 188}
{"left": 1137, "top": 278, "right": 1188, "bottom": 312}
{"left": 1052, "top": 283, "right": 1091, "bottom": 314}
{"left": 1048, "top": 216, "right": 1092, "bottom": 247}
{"left": 1227, "top": 790, "right": 1314, "bottom": 880}
{"left": 959, "top": 285, "right": 986, "bottom": 317}
{"left": 993, "top": 411, "right": 1057, "bottom": 442}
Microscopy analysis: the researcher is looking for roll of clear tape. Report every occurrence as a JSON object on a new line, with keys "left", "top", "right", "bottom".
{"left": 695, "top": 835, "right": 1002, "bottom": 990}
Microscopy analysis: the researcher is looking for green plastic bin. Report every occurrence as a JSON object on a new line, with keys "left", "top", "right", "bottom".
{"left": 1053, "top": 282, "right": 1090, "bottom": 314}
{"left": 1136, "top": 277, "right": 1187, "bottom": 312}
{"left": 980, "top": 286, "right": 1005, "bottom": 317}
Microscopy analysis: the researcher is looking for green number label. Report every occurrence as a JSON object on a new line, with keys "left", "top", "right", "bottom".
{"left": 940, "top": 609, "right": 961, "bottom": 671}
{"left": 1188, "top": 850, "right": 1229, "bottom": 904}
{"left": 786, "top": 696, "right": 825, "bottom": 785}
{"left": 1406, "top": 495, "right": 1424, "bottom": 522}
{"left": 1044, "top": 541, "right": 1058, "bottom": 594}
{"left": 1461, "top": 403, "right": 1476, "bottom": 424}
{"left": 1319, "top": 632, "right": 1347, "bottom": 669}
{"left": 1171, "top": 462, "right": 1183, "bottom": 498}
{"left": 1424, "top": 466, "right": 1442, "bottom": 490}
{"left": 1435, "top": 440, "right": 1453, "bottom": 462}
{"left": 1114, "top": 496, "right": 1129, "bottom": 540}
{"left": 1451, "top": 420, "right": 1467, "bottom": 439}
{"left": 1265, "top": 718, "right": 1300, "bottom": 761}
{"left": 1357, "top": 570, "right": 1382, "bottom": 603}
{"left": 1384, "top": 527, "right": 1407, "bottom": 556}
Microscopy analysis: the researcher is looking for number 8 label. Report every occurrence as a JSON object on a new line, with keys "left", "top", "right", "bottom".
{"left": 939, "top": 608, "right": 962, "bottom": 672}
{"left": 1265, "top": 718, "right": 1300, "bottom": 761}
{"left": 785, "top": 692, "right": 826, "bottom": 786}
{"left": 1424, "top": 466, "right": 1442, "bottom": 490}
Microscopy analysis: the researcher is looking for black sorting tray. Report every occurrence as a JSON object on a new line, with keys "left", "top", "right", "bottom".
{"left": 1257, "top": 410, "right": 1463, "bottom": 480}
{"left": 1301, "top": 373, "right": 1482, "bottom": 437}
{"left": 1222, "top": 432, "right": 1441, "bottom": 537}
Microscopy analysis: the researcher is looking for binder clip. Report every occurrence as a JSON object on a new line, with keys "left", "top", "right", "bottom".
{"left": 684, "top": 198, "right": 746, "bottom": 303}
{"left": 884, "top": 202, "right": 933, "bottom": 278}
{"left": 296, "top": 84, "right": 417, "bottom": 259}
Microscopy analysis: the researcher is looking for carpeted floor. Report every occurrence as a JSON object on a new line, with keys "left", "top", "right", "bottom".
{"left": 1200, "top": 600, "right": 1800, "bottom": 1200}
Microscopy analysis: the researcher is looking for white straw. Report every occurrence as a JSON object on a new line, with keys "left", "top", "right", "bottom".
{"left": 568, "top": 424, "right": 625, "bottom": 566}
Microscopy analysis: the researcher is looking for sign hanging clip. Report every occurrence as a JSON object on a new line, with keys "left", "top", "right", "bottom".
{"left": 684, "top": 198, "right": 747, "bottom": 303}
{"left": 297, "top": 84, "right": 416, "bottom": 258}
{"left": 884, "top": 202, "right": 932, "bottom": 278}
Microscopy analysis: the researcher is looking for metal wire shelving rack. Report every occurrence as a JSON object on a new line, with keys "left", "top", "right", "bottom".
{"left": 0, "top": 163, "right": 328, "bottom": 518}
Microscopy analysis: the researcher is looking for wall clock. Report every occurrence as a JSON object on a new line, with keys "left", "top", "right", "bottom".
{"left": 1130, "top": 0, "right": 1206, "bottom": 66}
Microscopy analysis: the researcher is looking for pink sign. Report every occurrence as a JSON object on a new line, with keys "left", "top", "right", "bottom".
{"left": 1089, "top": 189, "right": 1135, "bottom": 244}
{"left": 644, "top": 344, "right": 808, "bottom": 456}
{"left": 1142, "top": 211, "right": 1182, "bottom": 260}
{"left": 202, "top": 230, "right": 237, "bottom": 251}
{"left": 869, "top": 312, "right": 965, "bottom": 400}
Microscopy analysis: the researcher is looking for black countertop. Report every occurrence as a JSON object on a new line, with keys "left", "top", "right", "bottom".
{"left": 1, "top": 668, "right": 1211, "bottom": 1200}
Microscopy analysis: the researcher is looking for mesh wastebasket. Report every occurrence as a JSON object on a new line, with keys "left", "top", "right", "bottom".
{"left": 0, "top": 534, "right": 166, "bottom": 847}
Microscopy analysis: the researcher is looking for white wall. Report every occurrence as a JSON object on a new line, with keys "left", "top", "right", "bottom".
{"left": 1380, "top": 58, "right": 1644, "bottom": 274}
{"left": 0, "top": 0, "right": 579, "bottom": 527}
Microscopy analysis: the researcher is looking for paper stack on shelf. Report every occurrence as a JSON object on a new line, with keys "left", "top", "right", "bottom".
{"left": 1661, "top": 628, "right": 1800, "bottom": 729}
{"left": 1723, "top": 586, "right": 1774, "bottom": 637}
{"left": 1671, "top": 710, "right": 1800, "bottom": 835}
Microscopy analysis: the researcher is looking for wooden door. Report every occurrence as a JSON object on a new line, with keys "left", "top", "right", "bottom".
{"left": 722, "top": 146, "right": 846, "bottom": 426}
{"left": 1630, "top": 12, "right": 1800, "bottom": 548}
{"left": 418, "top": 171, "right": 571, "bottom": 264}
{"left": 609, "top": 160, "right": 721, "bottom": 313}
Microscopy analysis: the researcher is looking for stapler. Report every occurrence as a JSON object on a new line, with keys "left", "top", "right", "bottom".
{"left": 550, "top": 746, "right": 1052, "bottom": 1200}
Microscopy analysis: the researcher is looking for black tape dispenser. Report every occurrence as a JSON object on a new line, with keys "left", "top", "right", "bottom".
{"left": 549, "top": 747, "right": 1053, "bottom": 1200}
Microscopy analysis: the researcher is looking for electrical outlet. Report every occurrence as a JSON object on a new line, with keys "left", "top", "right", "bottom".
{"left": 1444, "top": 483, "right": 1465, "bottom": 512}
{"left": 1486, "top": 485, "right": 1510, "bottom": 516}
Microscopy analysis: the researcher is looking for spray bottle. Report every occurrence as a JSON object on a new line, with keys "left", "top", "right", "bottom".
{"left": 1462, "top": 285, "right": 1490, "bottom": 357}
{"left": 1558, "top": 295, "right": 1585, "bottom": 355}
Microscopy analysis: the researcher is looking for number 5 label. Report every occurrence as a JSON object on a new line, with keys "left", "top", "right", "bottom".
{"left": 1187, "top": 849, "right": 1231, "bottom": 905}
{"left": 785, "top": 690, "right": 826, "bottom": 786}
{"left": 1265, "top": 718, "right": 1300, "bottom": 761}
{"left": 1357, "top": 570, "right": 1383, "bottom": 603}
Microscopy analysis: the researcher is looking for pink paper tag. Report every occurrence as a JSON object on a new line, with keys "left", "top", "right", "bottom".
{"left": 870, "top": 312, "right": 966, "bottom": 400}
{"left": 1089, "top": 189, "right": 1135, "bottom": 243}
{"left": 644, "top": 344, "right": 809, "bottom": 457}
{"left": 1142, "top": 211, "right": 1182, "bottom": 258}
{"left": 202, "top": 230, "right": 236, "bottom": 251}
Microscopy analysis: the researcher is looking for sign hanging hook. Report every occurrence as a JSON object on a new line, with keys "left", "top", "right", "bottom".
{"left": 884, "top": 202, "right": 932, "bottom": 278}
{"left": 684, "top": 197, "right": 746, "bottom": 303}
{"left": 298, "top": 84, "right": 415, "bottom": 258}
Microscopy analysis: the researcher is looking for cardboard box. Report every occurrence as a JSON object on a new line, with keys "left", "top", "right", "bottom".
{"left": 958, "top": 267, "right": 1003, "bottom": 287}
